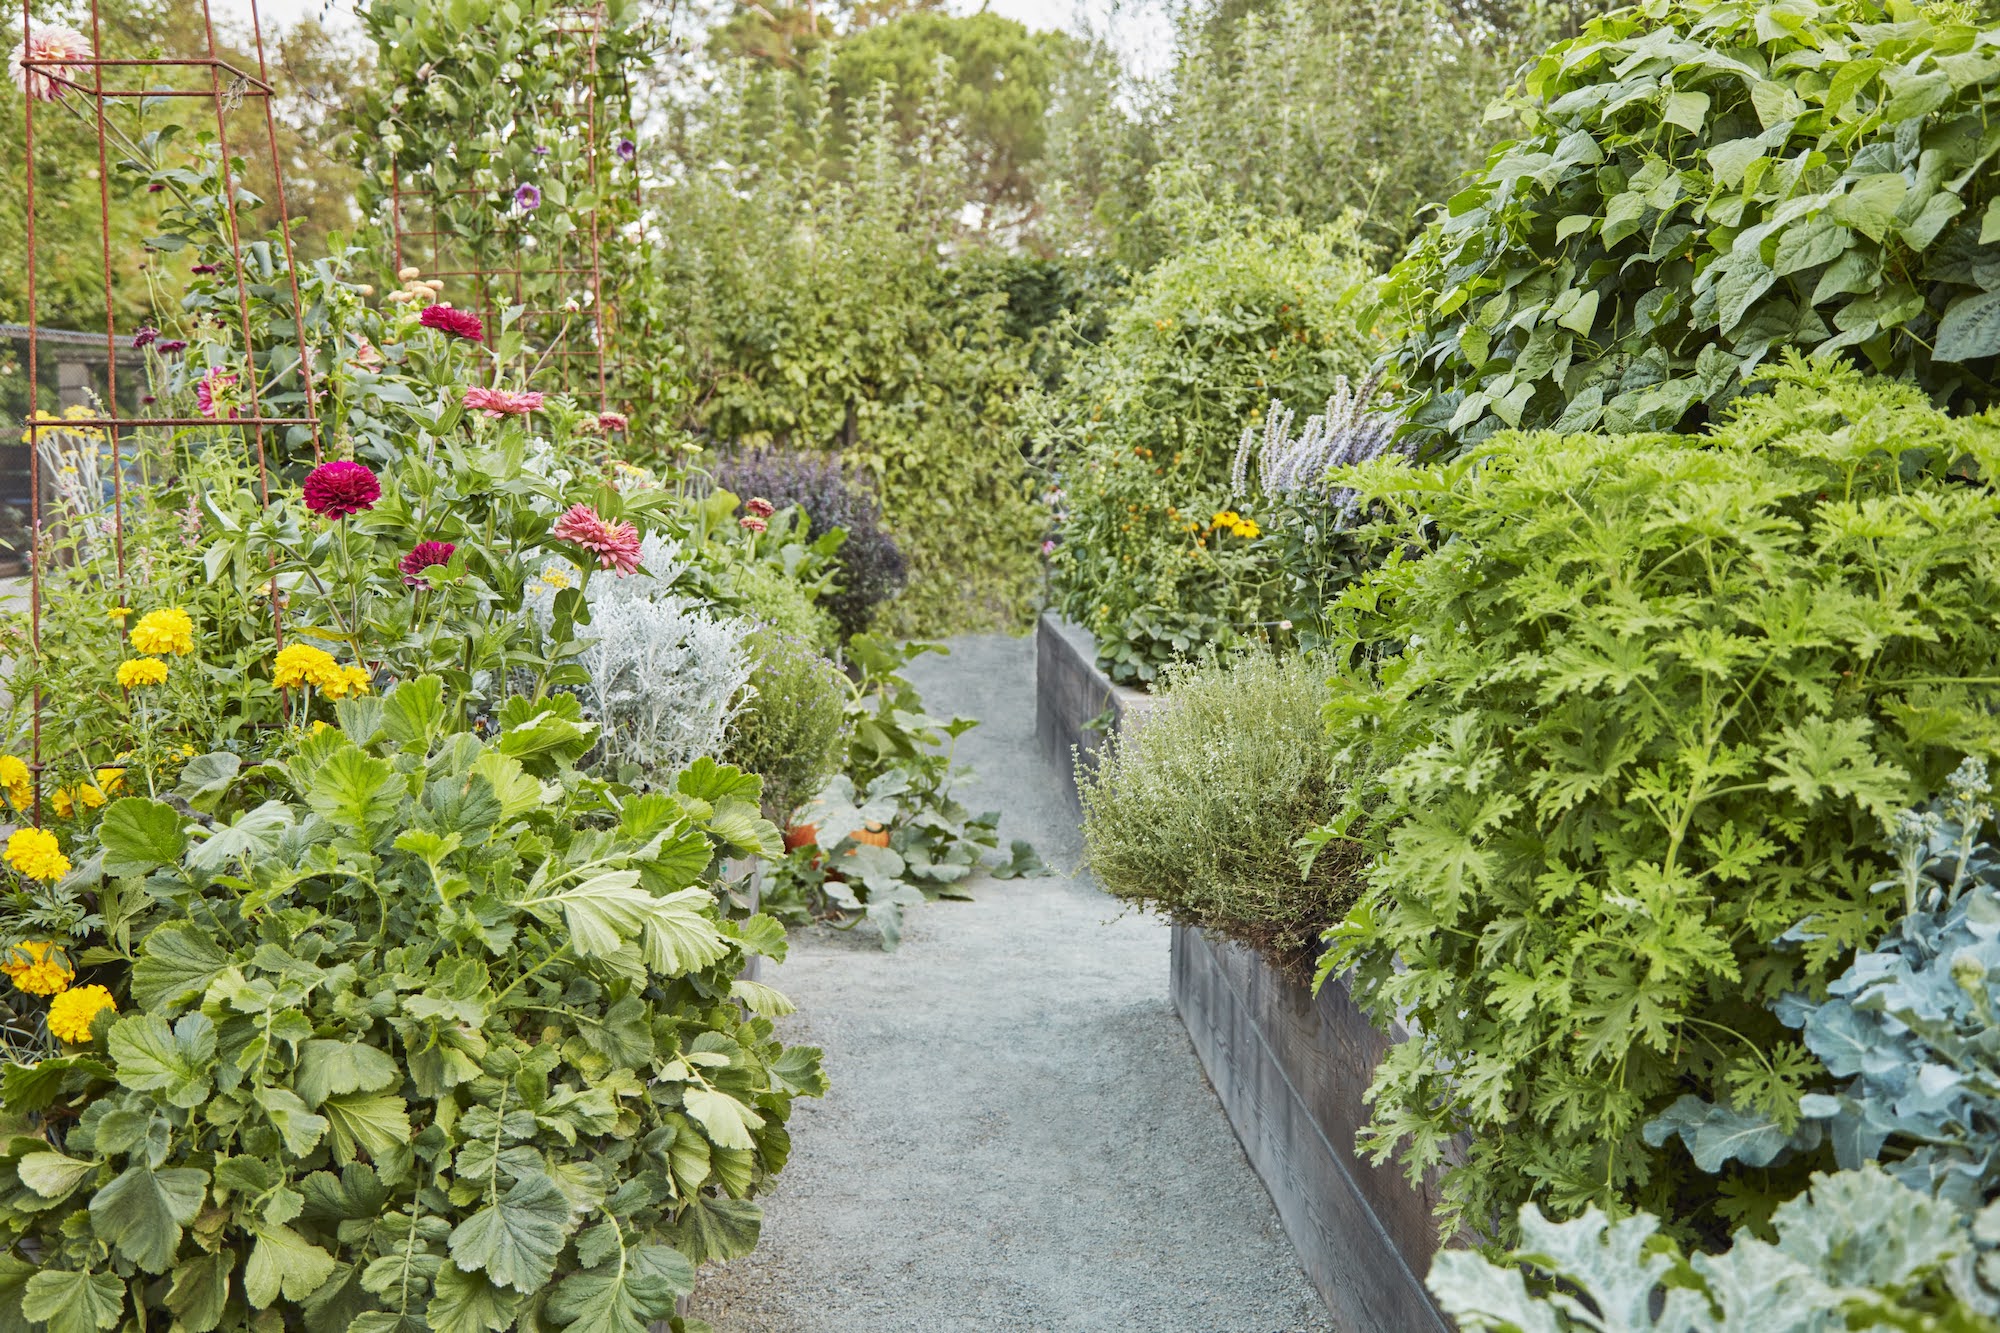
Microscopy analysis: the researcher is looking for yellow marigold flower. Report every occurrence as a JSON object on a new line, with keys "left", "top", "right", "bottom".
{"left": 310, "top": 720, "right": 332, "bottom": 734}
{"left": 116, "top": 657, "right": 168, "bottom": 689}
{"left": 47, "top": 985, "right": 114, "bottom": 1044}
{"left": 94, "top": 768, "right": 124, "bottom": 796}
{"left": 273, "top": 643, "right": 338, "bottom": 691}
{"left": 129, "top": 607, "right": 194, "bottom": 656}
{"left": 5, "top": 828, "right": 69, "bottom": 883}
{"left": 75, "top": 784, "right": 106, "bottom": 811}
{"left": 317, "top": 662, "right": 370, "bottom": 701}
{"left": 48, "top": 788, "right": 72, "bottom": 819}
{"left": 0, "top": 757, "right": 29, "bottom": 810}
{"left": 2, "top": 941, "right": 72, "bottom": 996}
{"left": 106, "top": 607, "right": 131, "bottom": 620}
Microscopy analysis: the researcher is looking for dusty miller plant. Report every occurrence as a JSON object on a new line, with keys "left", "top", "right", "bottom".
{"left": 533, "top": 537, "right": 753, "bottom": 779}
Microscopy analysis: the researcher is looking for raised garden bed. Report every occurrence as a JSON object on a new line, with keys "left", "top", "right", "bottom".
{"left": 1036, "top": 613, "right": 1447, "bottom": 1330}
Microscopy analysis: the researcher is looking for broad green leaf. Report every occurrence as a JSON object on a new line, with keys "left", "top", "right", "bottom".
{"left": 244, "top": 1224, "right": 337, "bottom": 1308}
{"left": 383, "top": 674, "right": 449, "bottom": 748}
{"left": 729, "top": 979, "right": 797, "bottom": 1017}
{"left": 682, "top": 1087, "right": 764, "bottom": 1151}
{"left": 322, "top": 1091, "right": 413, "bottom": 1160}
{"left": 89, "top": 1163, "right": 206, "bottom": 1272}
{"left": 129, "top": 922, "right": 230, "bottom": 1012}
{"left": 96, "top": 798, "right": 187, "bottom": 877}
{"left": 548, "top": 1246, "right": 695, "bottom": 1333}
{"left": 1764, "top": 717, "right": 1908, "bottom": 820}
{"left": 257, "top": 1086, "right": 329, "bottom": 1156}
{"left": 447, "top": 1172, "right": 573, "bottom": 1293}
{"left": 427, "top": 1263, "right": 522, "bottom": 1333}
{"left": 20, "top": 1270, "right": 123, "bottom": 1333}
{"left": 295, "top": 1039, "right": 402, "bottom": 1107}
{"left": 17, "top": 1150, "right": 95, "bottom": 1200}
{"left": 1832, "top": 173, "right": 1906, "bottom": 243}
{"left": 1935, "top": 288, "right": 2000, "bottom": 362}
{"left": 164, "top": 1250, "right": 233, "bottom": 1333}
{"left": 543, "top": 875, "right": 728, "bottom": 975}
{"left": 663, "top": 1196, "right": 761, "bottom": 1266}
{"left": 171, "top": 751, "right": 241, "bottom": 813}
{"left": 108, "top": 1012, "right": 215, "bottom": 1108}
{"left": 305, "top": 745, "right": 403, "bottom": 833}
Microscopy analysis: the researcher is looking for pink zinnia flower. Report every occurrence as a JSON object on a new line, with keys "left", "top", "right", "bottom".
{"left": 350, "top": 341, "right": 384, "bottom": 372}
{"left": 462, "top": 386, "right": 545, "bottom": 417}
{"left": 552, "top": 504, "right": 642, "bottom": 576}
{"left": 739, "top": 515, "right": 768, "bottom": 534}
{"left": 302, "top": 460, "right": 381, "bottom": 519}
{"left": 195, "top": 368, "right": 239, "bottom": 419}
{"left": 744, "top": 497, "right": 775, "bottom": 519}
{"left": 398, "top": 541, "right": 456, "bottom": 587}
{"left": 598, "top": 411, "right": 628, "bottom": 432}
{"left": 419, "top": 304, "right": 484, "bottom": 342}
{"left": 10, "top": 24, "right": 89, "bottom": 102}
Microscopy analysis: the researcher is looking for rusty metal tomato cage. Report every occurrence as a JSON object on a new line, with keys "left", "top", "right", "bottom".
{"left": 16, "top": 0, "right": 318, "bottom": 817}
{"left": 385, "top": 3, "right": 632, "bottom": 412}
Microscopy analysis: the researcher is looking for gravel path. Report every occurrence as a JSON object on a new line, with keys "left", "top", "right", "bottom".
{"left": 686, "top": 634, "right": 1333, "bottom": 1333}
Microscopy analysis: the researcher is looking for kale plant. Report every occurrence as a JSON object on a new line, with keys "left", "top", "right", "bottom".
{"left": 1649, "top": 759, "right": 2000, "bottom": 1220}
{"left": 1432, "top": 1167, "right": 1999, "bottom": 1331}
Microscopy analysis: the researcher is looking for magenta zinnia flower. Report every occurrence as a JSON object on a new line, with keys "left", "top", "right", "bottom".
{"left": 514, "top": 183, "right": 542, "bottom": 211}
{"left": 598, "top": 411, "right": 629, "bottom": 432}
{"left": 10, "top": 24, "right": 90, "bottom": 102}
{"left": 195, "top": 368, "right": 239, "bottom": 419}
{"left": 399, "top": 541, "right": 457, "bottom": 587}
{"left": 302, "top": 460, "right": 381, "bottom": 519}
{"left": 552, "top": 504, "right": 642, "bottom": 576}
{"left": 131, "top": 326, "right": 158, "bottom": 350}
{"left": 462, "top": 386, "right": 545, "bottom": 417}
{"left": 158, "top": 340, "right": 186, "bottom": 356}
{"left": 419, "top": 304, "right": 484, "bottom": 342}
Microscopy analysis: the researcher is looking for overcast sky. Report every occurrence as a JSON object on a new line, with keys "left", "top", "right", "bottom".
{"left": 212, "top": 0, "right": 1177, "bottom": 77}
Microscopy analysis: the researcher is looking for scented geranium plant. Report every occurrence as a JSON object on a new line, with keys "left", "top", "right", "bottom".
{"left": 0, "top": 677, "right": 818, "bottom": 1333}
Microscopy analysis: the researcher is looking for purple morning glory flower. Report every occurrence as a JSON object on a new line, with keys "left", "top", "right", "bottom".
{"left": 514, "top": 183, "right": 542, "bottom": 211}
{"left": 616, "top": 138, "right": 636, "bottom": 162}
{"left": 532, "top": 145, "right": 550, "bottom": 157}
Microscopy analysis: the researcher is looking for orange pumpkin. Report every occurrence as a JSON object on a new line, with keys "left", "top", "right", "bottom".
{"left": 852, "top": 822, "right": 891, "bottom": 848}
{"left": 783, "top": 824, "right": 819, "bottom": 852}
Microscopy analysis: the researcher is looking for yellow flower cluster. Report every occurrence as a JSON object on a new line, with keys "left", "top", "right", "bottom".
{"left": 0, "top": 756, "right": 29, "bottom": 810}
{"left": 129, "top": 607, "right": 194, "bottom": 656}
{"left": 1, "top": 941, "right": 73, "bottom": 996}
{"left": 1210, "top": 510, "right": 1261, "bottom": 540}
{"left": 539, "top": 564, "right": 574, "bottom": 591}
{"left": 273, "top": 644, "right": 370, "bottom": 698}
{"left": 48, "top": 985, "right": 115, "bottom": 1044}
{"left": 19, "top": 405, "right": 104, "bottom": 444}
{"left": 5, "top": 828, "right": 70, "bottom": 882}
{"left": 117, "top": 657, "right": 168, "bottom": 689}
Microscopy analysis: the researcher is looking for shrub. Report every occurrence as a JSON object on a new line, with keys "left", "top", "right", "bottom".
{"left": 1432, "top": 1167, "right": 1999, "bottom": 1330}
{"left": 1079, "top": 651, "right": 1366, "bottom": 969}
{"left": 0, "top": 684, "right": 820, "bottom": 1330}
{"left": 731, "top": 562, "right": 838, "bottom": 650}
{"left": 723, "top": 628, "right": 851, "bottom": 824}
{"left": 1384, "top": 0, "right": 2000, "bottom": 454}
{"left": 1039, "top": 209, "right": 1383, "bottom": 683}
{"left": 704, "top": 448, "right": 908, "bottom": 640}
{"left": 1314, "top": 361, "right": 2000, "bottom": 1242}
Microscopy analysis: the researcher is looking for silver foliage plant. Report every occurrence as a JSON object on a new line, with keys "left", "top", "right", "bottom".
{"left": 531, "top": 535, "right": 754, "bottom": 777}
{"left": 1231, "top": 371, "right": 1409, "bottom": 524}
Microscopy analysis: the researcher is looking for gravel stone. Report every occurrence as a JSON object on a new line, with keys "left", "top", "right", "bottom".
{"left": 686, "top": 634, "right": 1335, "bottom": 1332}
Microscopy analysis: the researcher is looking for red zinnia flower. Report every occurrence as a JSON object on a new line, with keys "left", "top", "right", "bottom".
{"left": 462, "top": 386, "right": 545, "bottom": 417}
{"left": 398, "top": 540, "right": 456, "bottom": 587}
{"left": 744, "top": 497, "right": 775, "bottom": 519}
{"left": 302, "top": 460, "right": 381, "bottom": 519}
{"left": 598, "top": 411, "right": 629, "bottom": 432}
{"left": 419, "top": 304, "right": 484, "bottom": 342}
{"left": 552, "top": 504, "right": 642, "bottom": 576}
